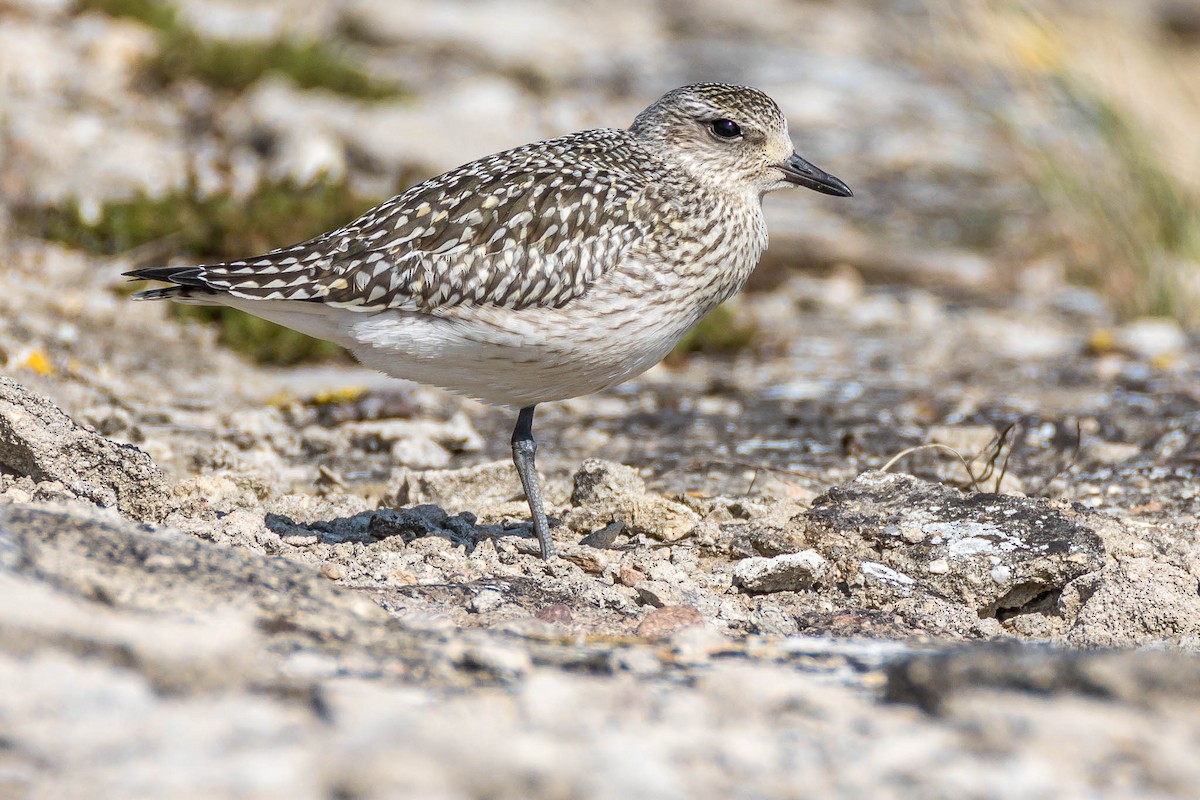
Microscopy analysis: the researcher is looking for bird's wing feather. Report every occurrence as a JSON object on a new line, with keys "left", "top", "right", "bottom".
{"left": 127, "top": 130, "right": 676, "bottom": 312}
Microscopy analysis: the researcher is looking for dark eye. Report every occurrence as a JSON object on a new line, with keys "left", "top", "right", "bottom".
{"left": 709, "top": 119, "right": 742, "bottom": 139}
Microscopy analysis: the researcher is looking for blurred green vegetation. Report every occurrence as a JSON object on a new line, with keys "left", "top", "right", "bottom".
{"left": 23, "top": 178, "right": 381, "bottom": 365}
{"left": 77, "top": 0, "right": 405, "bottom": 99}
{"left": 48, "top": 0, "right": 408, "bottom": 364}
{"left": 670, "top": 305, "right": 758, "bottom": 359}
{"left": 180, "top": 305, "right": 344, "bottom": 365}
{"left": 33, "top": 179, "right": 372, "bottom": 259}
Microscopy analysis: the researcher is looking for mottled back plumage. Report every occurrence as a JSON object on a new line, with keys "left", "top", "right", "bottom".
{"left": 133, "top": 128, "right": 687, "bottom": 313}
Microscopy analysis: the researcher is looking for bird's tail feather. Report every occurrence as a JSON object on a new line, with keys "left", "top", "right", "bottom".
{"left": 123, "top": 243, "right": 329, "bottom": 303}
{"left": 130, "top": 285, "right": 224, "bottom": 305}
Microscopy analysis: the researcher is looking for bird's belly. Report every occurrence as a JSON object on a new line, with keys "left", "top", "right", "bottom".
{"left": 346, "top": 295, "right": 703, "bottom": 408}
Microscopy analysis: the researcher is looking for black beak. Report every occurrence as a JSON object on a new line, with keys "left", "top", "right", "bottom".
{"left": 778, "top": 152, "right": 853, "bottom": 197}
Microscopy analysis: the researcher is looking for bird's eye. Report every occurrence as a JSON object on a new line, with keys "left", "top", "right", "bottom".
{"left": 709, "top": 119, "right": 742, "bottom": 139}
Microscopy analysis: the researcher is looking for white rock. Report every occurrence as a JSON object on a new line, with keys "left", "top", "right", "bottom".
{"left": 734, "top": 551, "right": 829, "bottom": 593}
{"left": 468, "top": 587, "right": 505, "bottom": 614}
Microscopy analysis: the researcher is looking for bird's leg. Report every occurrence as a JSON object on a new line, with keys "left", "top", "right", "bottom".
{"left": 511, "top": 405, "right": 554, "bottom": 559}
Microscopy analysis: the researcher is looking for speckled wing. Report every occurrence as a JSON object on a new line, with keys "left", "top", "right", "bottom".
{"left": 129, "top": 130, "right": 670, "bottom": 312}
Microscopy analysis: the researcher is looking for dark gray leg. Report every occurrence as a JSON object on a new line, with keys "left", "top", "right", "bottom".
{"left": 511, "top": 405, "right": 554, "bottom": 559}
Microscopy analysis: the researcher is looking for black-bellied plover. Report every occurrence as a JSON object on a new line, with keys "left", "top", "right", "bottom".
{"left": 127, "top": 83, "right": 851, "bottom": 560}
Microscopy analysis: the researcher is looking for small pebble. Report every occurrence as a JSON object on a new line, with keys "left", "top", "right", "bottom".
{"left": 559, "top": 546, "right": 608, "bottom": 574}
{"left": 634, "top": 580, "right": 680, "bottom": 608}
{"left": 321, "top": 563, "right": 346, "bottom": 581}
{"left": 468, "top": 587, "right": 505, "bottom": 614}
{"left": 535, "top": 604, "right": 573, "bottom": 624}
{"left": 617, "top": 564, "right": 645, "bottom": 587}
{"left": 637, "top": 605, "right": 704, "bottom": 640}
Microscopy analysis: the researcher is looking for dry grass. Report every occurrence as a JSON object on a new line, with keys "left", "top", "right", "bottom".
{"left": 928, "top": 0, "right": 1200, "bottom": 328}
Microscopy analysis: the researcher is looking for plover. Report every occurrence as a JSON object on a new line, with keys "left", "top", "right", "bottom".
{"left": 127, "top": 82, "right": 851, "bottom": 559}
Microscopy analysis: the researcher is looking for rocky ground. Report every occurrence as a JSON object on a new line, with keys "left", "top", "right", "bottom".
{"left": 2, "top": 0, "right": 1200, "bottom": 798}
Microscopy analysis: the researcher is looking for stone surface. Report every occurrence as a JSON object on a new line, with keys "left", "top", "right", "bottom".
{"left": 1066, "top": 558, "right": 1200, "bottom": 648}
{"left": 392, "top": 460, "right": 522, "bottom": 513}
{"left": 733, "top": 550, "right": 830, "bottom": 593}
{"left": 802, "top": 471, "right": 1107, "bottom": 620}
{"left": 636, "top": 605, "right": 704, "bottom": 640}
{"left": 571, "top": 458, "right": 646, "bottom": 506}
{"left": 885, "top": 644, "right": 1200, "bottom": 714}
{"left": 0, "top": 377, "right": 171, "bottom": 521}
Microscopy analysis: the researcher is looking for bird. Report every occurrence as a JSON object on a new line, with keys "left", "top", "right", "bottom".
{"left": 126, "top": 82, "right": 852, "bottom": 560}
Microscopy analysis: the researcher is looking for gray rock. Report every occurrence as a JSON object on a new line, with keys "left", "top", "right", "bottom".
{"left": 803, "top": 471, "right": 1106, "bottom": 620}
{"left": 468, "top": 587, "right": 506, "bottom": 614}
{"left": 0, "top": 503, "right": 409, "bottom": 663}
{"left": 367, "top": 504, "right": 479, "bottom": 547}
{"left": 885, "top": 643, "right": 1200, "bottom": 715}
{"left": 571, "top": 458, "right": 645, "bottom": 506}
{"left": 393, "top": 461, "right": 522, "bottom": 513}
{"left": 0, "top": 377, "right": 171, "bottom": 521}
{"left": 1066, "top": 558, "right": 1200, "bottom": 648}
{"left": 733, "top": 551, "right": 830, "bottom": 594}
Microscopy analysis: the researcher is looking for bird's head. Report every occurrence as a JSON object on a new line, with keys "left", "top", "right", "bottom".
{"left": 630, "top": 83, "right": 852, "bottom": 199}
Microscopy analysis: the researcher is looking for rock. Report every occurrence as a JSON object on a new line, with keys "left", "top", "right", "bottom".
{"left": 733, "top": 551, "right": 830, "bottom": 593}
{"left": 626, "top": 496, "right": 700, "bottom": 543}
{"left": 885, "top": 643, "right": 1200, "bottom": 715}
{"left": 565, "top": 461, "right": 700, "bottom": 545}
{"left": 636, "top": 605, "right": 704, "bottom": 640}
{"left": 0, "top": 377, "right": 171, "bottom": 521}
{"left": 557, "top": 544, "right": 608, "bottom": 574}
{"left": 534, "top": 604, "right": 573, "bottom": 624}
{"left": 617, "top": 564, "right": 646, "bottom": 587}
{"left": 3, "top": 501, "right": 377, "bottom": 608}
{"left": 367, "top": 505, "right": 479, "bottom": 547}
{"left": 344, "top": 411, "right": 483, "bottom": 469}
{"left": 0, "top": 568, "right": 265, "bottom": 694}
{"left": 803, "top": 472, "right": 1106, "bottom": 620}
{"left": 457, "top": 636, "right": 531, "bottom": 678}
{"left": 710, "top": 518, "right": 809, "bottom": 558}
{"left": 321, "top": 562, "right": 347, "bottom": 581}
{"left": 744, "top": 522, "right": 809, "bottom": 556}
{"left": 633, "top": 580, "right": 680, "bottom": 608}
{"left": 570, "top": 459, "right": 645, "bottom": 506}
{"left": 1066, "top": 558, "right": 1200, "bottom": 648}
{"left": 468, "top": 587, "right": 505, "bottom": 614}
{"left": 393, "top": 461, "right": 522, "bottom": 514}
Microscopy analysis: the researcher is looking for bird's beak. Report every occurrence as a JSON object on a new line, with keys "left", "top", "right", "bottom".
{"left": 778, "top": 152, "right": 853, "bottom": 197}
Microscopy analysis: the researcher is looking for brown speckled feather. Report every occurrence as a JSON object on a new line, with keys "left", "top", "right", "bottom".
{"left": 133, "top": 129, "right": 681, "bottom": 313}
